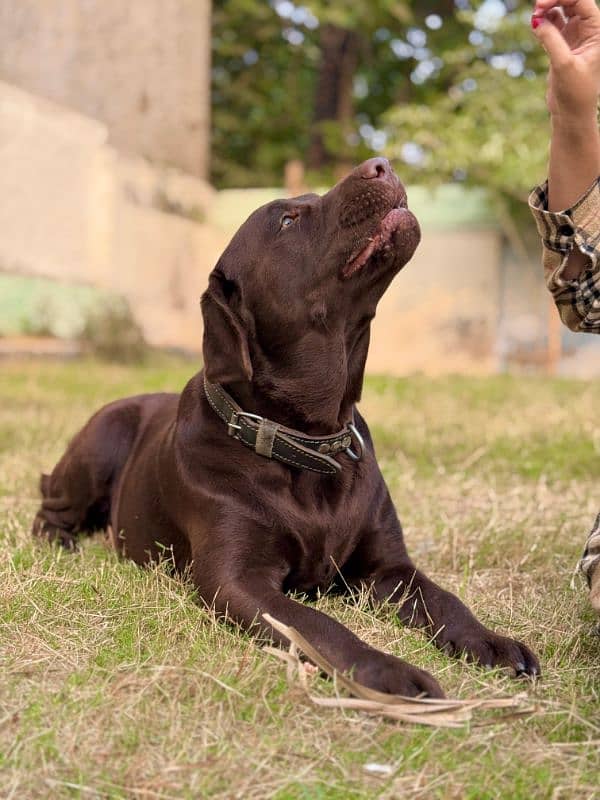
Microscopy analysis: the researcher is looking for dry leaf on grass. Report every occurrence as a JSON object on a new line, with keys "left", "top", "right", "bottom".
{"left": 263, "top": 613, "right": 536, "bottom": 728}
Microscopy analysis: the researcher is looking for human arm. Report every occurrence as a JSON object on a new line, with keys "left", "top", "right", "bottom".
{"left": 528, "top": 0, "right": 600, "bottom": 331}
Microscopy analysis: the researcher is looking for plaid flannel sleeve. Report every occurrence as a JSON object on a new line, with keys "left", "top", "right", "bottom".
{"left": 528, "top": 177, "right": 600, "bottom": 333}
{"left": 582, "top": 514, "right": 600, "bottom": 615}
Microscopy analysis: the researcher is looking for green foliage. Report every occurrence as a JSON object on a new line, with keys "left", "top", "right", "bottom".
{"left": 385, "top": 6, "right": 552, "bottom": 219}
{"left": 212, "top": 0, "right": 556, "bottom": 220}
{"left": 211, "top": 0, "right": 421, "bottom": 186}
{"left": 212, "top": 0, "right": 319, "bottom": 187}
{"left": 304, "top": 0, "right": 410, "bottom": 30}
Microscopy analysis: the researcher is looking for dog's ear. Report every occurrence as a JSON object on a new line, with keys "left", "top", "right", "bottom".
{"left": 201, "top": 269, "right": 253, "bottom": 384}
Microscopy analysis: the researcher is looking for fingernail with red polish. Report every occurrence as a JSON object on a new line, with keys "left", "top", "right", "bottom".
{"left": 531, "top": 14, "right": 543, "bottom": 29}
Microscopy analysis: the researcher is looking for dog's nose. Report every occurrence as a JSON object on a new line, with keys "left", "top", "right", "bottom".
{"left": 356, "top": 157, "right": 392, "bottom": 180}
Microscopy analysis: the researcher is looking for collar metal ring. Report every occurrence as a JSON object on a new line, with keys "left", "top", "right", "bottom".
{"left": 345, "top": 422, "right": 364, "bottom": 462}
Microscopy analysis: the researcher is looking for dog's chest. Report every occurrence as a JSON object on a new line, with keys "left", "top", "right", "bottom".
{"left": 280, "top": 506, "right": 363, "bottom": 594}
{"left": 255, "top": 465, "right": 378, "bottom": 594}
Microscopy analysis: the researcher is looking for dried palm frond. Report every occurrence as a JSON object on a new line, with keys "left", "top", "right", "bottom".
{"left": 263, "top": 613, "right": 537, "bottom": 728}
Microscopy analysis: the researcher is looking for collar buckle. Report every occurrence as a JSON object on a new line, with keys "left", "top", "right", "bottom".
{"left": 227, "top": 410, "right": 264, "bottom": 437}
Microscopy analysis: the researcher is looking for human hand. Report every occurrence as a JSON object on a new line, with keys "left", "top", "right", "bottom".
{"left": 532, "top": 0, "right": 600, "bottom": 119}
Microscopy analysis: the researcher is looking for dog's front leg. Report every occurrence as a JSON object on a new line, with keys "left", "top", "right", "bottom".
{"left": 201, "top": 567, "right": 444, "bottom": 698}
{"left": 372, "top": 562, "right": 540, "bottom": 678}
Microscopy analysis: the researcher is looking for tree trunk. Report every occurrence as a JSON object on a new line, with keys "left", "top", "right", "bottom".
{"left": 308, "top": 25, "right": 359, "bottom": 170}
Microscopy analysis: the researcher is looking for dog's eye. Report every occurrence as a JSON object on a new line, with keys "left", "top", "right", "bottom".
{"left": 280, "top": 214, "right": 297, "bottom": 229}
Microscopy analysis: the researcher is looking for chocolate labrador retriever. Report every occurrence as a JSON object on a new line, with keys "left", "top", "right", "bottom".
{"left": 32, "top": 158, "right": 539, "bottom": 697}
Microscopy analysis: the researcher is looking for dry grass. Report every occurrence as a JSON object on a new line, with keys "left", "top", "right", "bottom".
{"left": 1, "top": 359, "right": 599, "bottom": 799}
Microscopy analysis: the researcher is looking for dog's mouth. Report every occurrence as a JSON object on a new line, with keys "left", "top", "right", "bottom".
{"left": 341, "top": 195, "right": 418, "bottom": 280}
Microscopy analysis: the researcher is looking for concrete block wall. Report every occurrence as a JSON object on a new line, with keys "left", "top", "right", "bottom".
{"left": 0, "top": 80, "right": 225, "bottom": 352}
{"left": 0, "top": 82, "right": 109, "bottom": 285}
{"left": 0, "top": 0, "right": 211, "bottom": 178}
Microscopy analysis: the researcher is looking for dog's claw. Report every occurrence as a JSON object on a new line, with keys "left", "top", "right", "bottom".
{"left": 433, "top": 625, "right": 540, "bottom": 680}
{"left": 515, "top": 662, "right": 540, "bottom": 680}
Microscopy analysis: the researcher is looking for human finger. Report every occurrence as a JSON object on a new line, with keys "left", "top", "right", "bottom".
{"left": 544, "top": 6, "right": 567, "bottom": 29}
{"left": 534, "top": 0, "right": 600, "bottom": 21}
{"left": 532, "top": 14, "right": 574, "bottom": 67}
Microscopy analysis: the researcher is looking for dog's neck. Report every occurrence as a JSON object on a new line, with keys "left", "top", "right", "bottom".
{"left": 223, "top": 379, "right": 356, "bottom": 436}
{"left": 223, "top": 326, "right": 370, "bottom": 436}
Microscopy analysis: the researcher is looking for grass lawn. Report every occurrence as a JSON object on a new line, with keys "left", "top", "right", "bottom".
{"left": 1, "top": 358, "right": 599, "bottom": 799}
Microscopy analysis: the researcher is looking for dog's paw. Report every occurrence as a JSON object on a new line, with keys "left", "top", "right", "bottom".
{"left": 354, "top": 653, "right": 445, "bottom": 698}
{"left": 435, "top": 624, "right": 540, "bottom": 678}
{"left": 32, "top": 513, "right": 78, "bottom": 551}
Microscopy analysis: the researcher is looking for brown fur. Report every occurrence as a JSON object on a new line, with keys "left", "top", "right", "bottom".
{"left": 32, "top": 159, "right": 539, "bottom": 697}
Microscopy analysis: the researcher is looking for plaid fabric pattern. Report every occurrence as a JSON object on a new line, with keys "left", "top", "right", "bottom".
{"left": 528, "top": 177, "right": 600, "bottom": 333}
{"left": 530, "top": 178, "right": 600, "bottom": 611}
{"left": 581, "top": 514, "right": 600, "bottom": 613}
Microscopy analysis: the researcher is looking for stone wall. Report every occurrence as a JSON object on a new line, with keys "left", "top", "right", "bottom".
{"left": 0, "top": 80, "right": 225, "bottom": 351}
{"left": 0, "top": 83, "right": 109, "bottom": 285}
{"left": 0, "top": 0, "right": 211, "bottom": 178}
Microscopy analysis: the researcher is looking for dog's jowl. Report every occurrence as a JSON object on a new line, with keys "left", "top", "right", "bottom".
{"left": 32, "top": 158, "right": 539, "bottom": 697}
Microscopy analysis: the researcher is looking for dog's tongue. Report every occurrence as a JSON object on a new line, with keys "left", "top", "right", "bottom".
{"left": 343, "top": 208, "right": 407, "bottom": 278}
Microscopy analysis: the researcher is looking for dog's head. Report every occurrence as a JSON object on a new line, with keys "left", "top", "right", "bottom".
{"left": 201, "top": 158, "right": 420, "bottom": 423}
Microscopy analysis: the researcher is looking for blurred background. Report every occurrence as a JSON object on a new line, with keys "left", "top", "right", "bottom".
{"left": 1, "top": 0, "right": 599, "bottom": 376}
